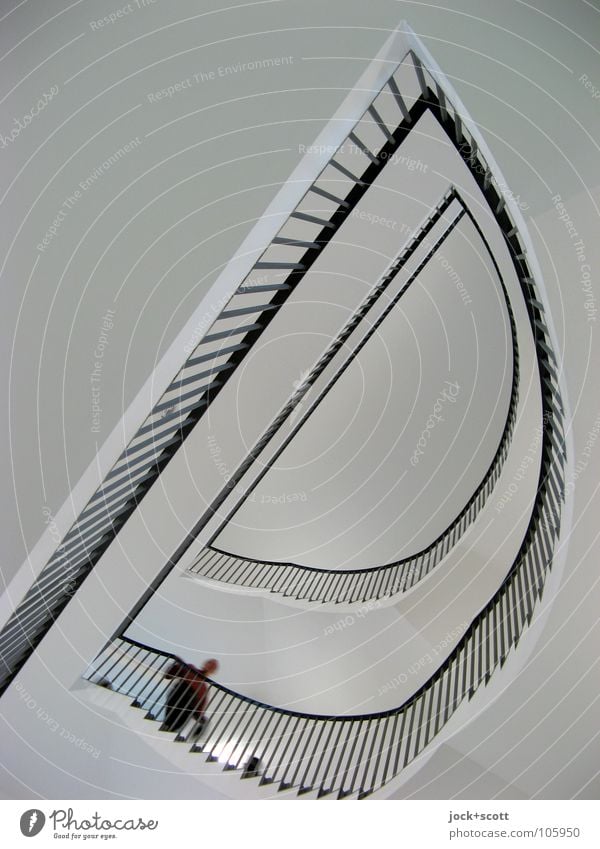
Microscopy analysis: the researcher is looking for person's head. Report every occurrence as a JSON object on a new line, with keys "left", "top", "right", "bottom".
{"left": 202, "top": 658, "right": 219, "bottom": 676}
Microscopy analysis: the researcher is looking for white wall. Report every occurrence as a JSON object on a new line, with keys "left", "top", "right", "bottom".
{"left": 1, "top": 0, "right": 599, "bottom": 799}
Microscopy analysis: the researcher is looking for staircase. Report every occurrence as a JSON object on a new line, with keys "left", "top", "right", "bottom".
{"left": 5, "top": 36, "right": 567, "bottom": 803}
{"left": 79, "top": 679, "right": 323, "bottom": 800}
{"left": 1, "top": 42, "right": 563, "bottom": 699}
{"left": 81, "top": 44, "right": 564, "bottom": 800}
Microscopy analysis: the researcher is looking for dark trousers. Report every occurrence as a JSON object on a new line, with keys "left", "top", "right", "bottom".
{"left": 163, "top": 680, "right": 196, "bottom": 733}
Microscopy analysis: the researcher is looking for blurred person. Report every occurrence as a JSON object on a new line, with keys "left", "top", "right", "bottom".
{"left": 162, "top": 657, "right": 219, "bottom": 737}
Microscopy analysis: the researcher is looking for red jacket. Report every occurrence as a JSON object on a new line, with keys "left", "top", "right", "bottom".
{"left": 165, "top": 660, "right": 209, "bottom": 717}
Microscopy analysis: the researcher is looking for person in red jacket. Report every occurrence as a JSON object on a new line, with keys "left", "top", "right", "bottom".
{"left": 162, "top": 657, "right": 219, "bottom": 736}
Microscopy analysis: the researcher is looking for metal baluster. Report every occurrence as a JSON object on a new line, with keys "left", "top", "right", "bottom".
{"left": 353, "top": 719, "right": 383, "bottom": 798}
{"left": 400, "top": 701, "right": 418, "bottom": 768}
{"left": 410, "top": 51, "right": 429, "bottom": 98}
{"left": 218, "top": 554, "right": 248, "bottom": 585}
{"left": 411, "top": 685, "right": 429, "bottom": 758}
{"left": 367, "top": 104, "right": 394, "bottom": 141}
{"left": 203, "top": 694, "right": 239, "bottom": 758}
{"left": 300, "top": 719, "right": 338, "bottom": 794}
{"left": 310, "top": 185, "right": 351, "bottom": 208}
{"left": 387, "top": 76, "right": 412, "bottom": 123}
{"left": 315, "top": 721, "right": 350, "bottom": 797}
{"left": 256, "top": 713, "right": 296, "bottom": 785}
{"left": 308, "top": 571, "right": 331, "bottom": 603}
{"left": 335, "top": 720, "right": 368, "bottom": 798}
{"left": 329, "top": 159, "right": 366, "bottom": 186}
{"left": 301, "top": 570, "right": 326, "bottom": 602}
{"left": 192, "top": 549, "right": 221, "bottom": 577}
{"left": 362, "top": 715, "right": 395, "bottom": 797}
{"left": 282, "top": 718, "right": 321, "bottom": 792}
{"left": 111, "top": 646, "right": 146, "bottom": 693}
{"left": 290, "top": 211, "right": 336, "bottom": 229}
{"left": 348, "top": 132, "right": 379, "bottom": 165}
{"left": 327, "top": 572, "right": 349, "bottom": 604}
{"left": 212, "top": 700, "right": 256, "bottom": 768}
{"left": 278, "top": 718, "right": 316, "bottom": 791}
{"left": 265, "top": 715, "right": 304, "bottom": 787}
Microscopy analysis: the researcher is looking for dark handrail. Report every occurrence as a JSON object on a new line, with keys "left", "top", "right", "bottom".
{"left": 85, "top": 53, "right": 566, "bottom": 799}
{"left": 0, "top": 65, "right": 432, "bottom": 696}
{"left": 189, "top": 194, "right": 520, "bottom": 603}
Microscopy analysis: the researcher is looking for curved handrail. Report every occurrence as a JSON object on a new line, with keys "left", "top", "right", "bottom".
{"left": 189, "top": 197, "right": 521, "bottom": 604}
{"left": 86, "top": 51, "right": 566, "bottom": 799}
{"left": 0, "top": 53, "right": 432, "bottom": 695}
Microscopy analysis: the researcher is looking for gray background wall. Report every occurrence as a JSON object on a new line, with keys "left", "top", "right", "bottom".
{"left": 1, "top": 0, "right": 600, "bottom": 800}
{"left": 1, "top": 0, "right": 599, "bottom": 584}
